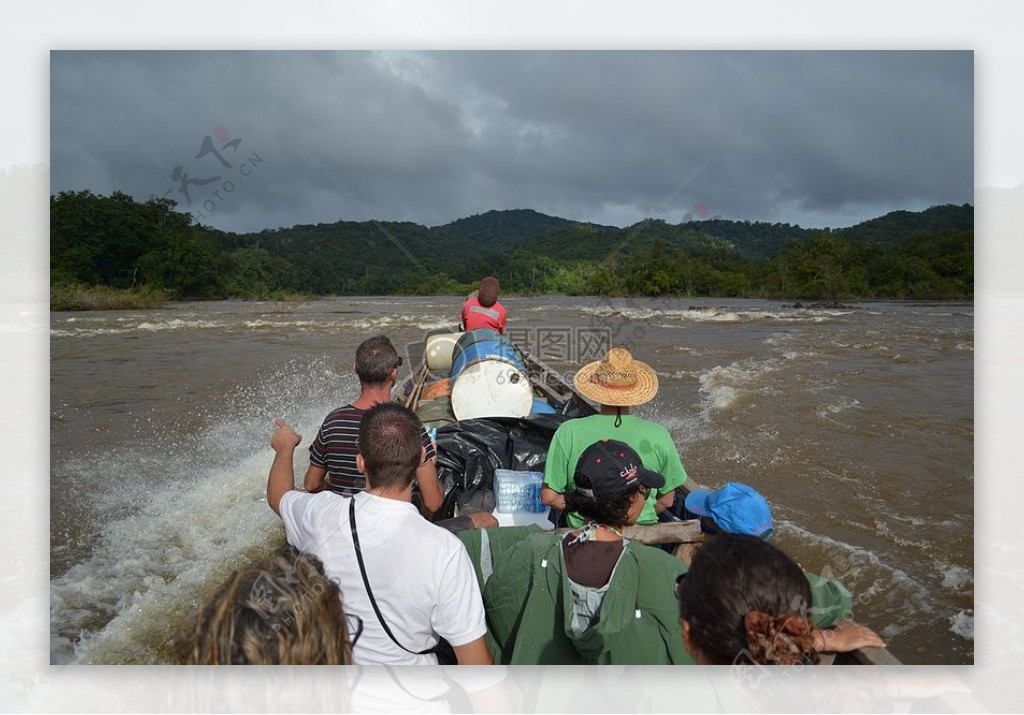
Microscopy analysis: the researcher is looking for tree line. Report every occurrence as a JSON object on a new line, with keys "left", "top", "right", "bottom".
{"left": 50, "top": 190, "right": 973, "bottom": 306}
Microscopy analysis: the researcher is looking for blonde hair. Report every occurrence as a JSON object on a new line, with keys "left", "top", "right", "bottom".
{"left": 185, "top": 544, "right": 352, "bottom": 664}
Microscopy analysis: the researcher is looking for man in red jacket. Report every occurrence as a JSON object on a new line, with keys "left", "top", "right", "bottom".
{"left": 461, "top": 276, "right": 507, "bottom": 334}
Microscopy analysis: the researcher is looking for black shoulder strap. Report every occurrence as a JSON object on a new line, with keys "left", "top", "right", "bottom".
{"left": 349, "top": 497, "right": 433, "bottom": 655}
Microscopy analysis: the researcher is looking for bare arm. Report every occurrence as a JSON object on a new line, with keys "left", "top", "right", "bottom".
{"left": 267, "top": 419, "right": 301, "bottom": 515}
{"left": 452, "top": 636, "right": 493, "bottom": 665}
{"left": 415, "top": 459, "right": 444, "bottom": 518}
{"left": 304, "top": 464, "right": 327, "bottom": 493}
{"left": 435, "top": 511, "right": 500, "bottom": 534}
{"left": 655, "top": 489, "right": 676, "bottom": 514}
{"left": 540, "top": 485, "right": 566, "bottom": 511}
{"left": 813, "top": 621, "right": 887, "bottom": 652}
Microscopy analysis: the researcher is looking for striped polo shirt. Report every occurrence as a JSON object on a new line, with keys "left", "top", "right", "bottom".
{"left": 309, "top": 403, "right": 437, "bottom": 495}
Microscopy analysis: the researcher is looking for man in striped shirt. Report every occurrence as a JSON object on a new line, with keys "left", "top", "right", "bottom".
{"left": 304, "top": 335, "right": 444, "bottom": 518}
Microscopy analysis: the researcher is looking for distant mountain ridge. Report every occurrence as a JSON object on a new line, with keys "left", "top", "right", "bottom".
{"left": 49, "top": 189, "right": 974, "bottom": 301}
{"left": 485, "top": 203, "right": 974, "bottom": 262}
{"left": 834, "top": 203, "right": 974, "bottom": 244}
{"left": 435, "top": 209, "right": 615, "bottom": 251}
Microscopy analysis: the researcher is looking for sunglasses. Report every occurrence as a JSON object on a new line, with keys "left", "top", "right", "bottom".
{"left": 637, "top": 484, "right": 651, "bottom": 498}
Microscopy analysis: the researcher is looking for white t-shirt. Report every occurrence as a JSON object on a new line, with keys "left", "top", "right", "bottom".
{"left": 279, "top": 490, "right": 487, "bottom": 665}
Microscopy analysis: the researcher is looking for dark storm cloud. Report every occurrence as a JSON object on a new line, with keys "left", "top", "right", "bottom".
{"left": 50, "top": 50, "right": 973, "bottom": 232}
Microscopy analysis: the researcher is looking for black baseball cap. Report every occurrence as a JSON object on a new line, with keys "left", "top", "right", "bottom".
{"left": 573, "top": 439, "right": 665, "bottom": 499}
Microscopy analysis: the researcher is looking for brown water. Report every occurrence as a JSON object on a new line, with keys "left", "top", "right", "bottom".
{"left": 49, "top": 296, "right": 973, "bottom": 664}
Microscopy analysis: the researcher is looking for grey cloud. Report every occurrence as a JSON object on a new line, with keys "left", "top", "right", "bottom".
{"left": 50, "top": 50, "right": 973, "bottom": 233}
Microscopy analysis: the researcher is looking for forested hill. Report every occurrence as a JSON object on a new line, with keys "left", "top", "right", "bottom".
{"left": 50, "top": 190, "right": 974, "bottom": 305}
{"left": 663, "top": 203, "right": 974, "bottom": 260}
{"left": 437, "top": 209, "right": 607, "bottom": 250}
{"left": 836, "top": 203, "right": 974, "bottom": 244}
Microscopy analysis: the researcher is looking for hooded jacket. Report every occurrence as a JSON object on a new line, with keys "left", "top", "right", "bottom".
{"left": 457, "top": 525, "right": 854, "bottom": 665}
{"left": 458, "top": 525, "right": 694, "bottom": 664}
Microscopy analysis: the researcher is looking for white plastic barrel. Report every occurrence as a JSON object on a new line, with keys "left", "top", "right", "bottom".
{"left": 425, "top": 332, "right": 463, "bottom": 373}
{"left": 450, "top": 360, "right": 534, "bottom": 420}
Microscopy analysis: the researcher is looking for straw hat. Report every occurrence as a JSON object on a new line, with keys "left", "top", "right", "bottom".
{"left": 573, "top": 347, "right": 659, "bottom": 407}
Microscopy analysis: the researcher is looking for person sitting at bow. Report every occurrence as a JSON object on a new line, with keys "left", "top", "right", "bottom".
{"left": 461, "top": 276, "right": 507, "bottom": 334}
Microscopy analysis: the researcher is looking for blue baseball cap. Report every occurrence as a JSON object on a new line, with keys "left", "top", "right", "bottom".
{"left": 684, "top": 482, "right": 774, "bottom": 539}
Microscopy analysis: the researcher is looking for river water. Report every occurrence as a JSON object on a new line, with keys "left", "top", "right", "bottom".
{"left": 49, "top": 296, "right": 973, "bottom": 665}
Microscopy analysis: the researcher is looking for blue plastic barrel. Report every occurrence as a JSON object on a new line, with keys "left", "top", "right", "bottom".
{"left": 530, "top": 397, "right": 556, "bottom": 415}
{"left": 450, "top": 329, "right": 524, "bottom": 381}
{"left": 449, "top": 329, "right": 533, "bottom": 420}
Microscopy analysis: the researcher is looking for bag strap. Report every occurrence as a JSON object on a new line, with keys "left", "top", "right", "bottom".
{"left": 349, "top": 497, "right": 433, "bottom": 655}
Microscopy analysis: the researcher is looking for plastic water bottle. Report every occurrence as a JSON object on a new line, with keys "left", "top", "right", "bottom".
{"left": 496, "top": 470, "right": 545, "bottom": 513}
{"left": 534, "top": 472, "right": 547, "bottom": 512}
{"left": 494, "top": 470, "right": 514, "bottom": 513}
{"left": 510, "top": 476, "right": 525, "bottom": 513}
{"left": 506, "top": 479, "right": 522, "bottom": 513}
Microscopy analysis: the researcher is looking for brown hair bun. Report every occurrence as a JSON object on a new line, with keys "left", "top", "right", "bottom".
{"left": 744, "top": 610, "right": 816, "bottom": 665}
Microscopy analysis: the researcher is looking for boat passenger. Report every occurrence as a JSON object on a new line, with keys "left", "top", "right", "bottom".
{"left": 461, "top": 276, "right": 507, "bottom": 334}
{"left": 684, "top": 482, "right": 775, "bottom": 539}
{"left": 458, "top": 439, "right": 693, "bottom": 664}
{"left": 304, "top": 334, "right": 444, "bottom": 519}
{"left": 541, "top": 346, "right": 687, "bottom": 527}
{"left": 184, "top": 544, "right": 355, "bottom": 664}
{"left": 677, "top": 534, "right": 887, "bottom": 665}
{"left": 680, "top": 482, "right": 855, "bottom": 627}
{"left": 267, "top": 404, "right": 493, "bottom": 665}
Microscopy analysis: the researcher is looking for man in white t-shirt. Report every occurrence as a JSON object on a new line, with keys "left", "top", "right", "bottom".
{"left": 267, "top": 403, "right": 492, "bottom": 665}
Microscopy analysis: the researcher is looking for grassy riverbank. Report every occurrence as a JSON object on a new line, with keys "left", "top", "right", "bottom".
{"left": 50, "top": 285, "right": 320, "bottom": 311}
{"left": 51, "top": 285, "right": 171, "bottom": 311}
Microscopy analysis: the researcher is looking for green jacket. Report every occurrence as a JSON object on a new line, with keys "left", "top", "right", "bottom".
{"left": 458, "top": 526, "right": 694, "bottom": 664}
{"left": 457, "top": 526, "right": 854, "bottom": 665}
{"left": 805, "top": 569, "right": 854, "bottom": 629}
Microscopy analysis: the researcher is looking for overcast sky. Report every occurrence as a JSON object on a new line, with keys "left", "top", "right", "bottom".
{"left": 50, "top": 50, "right": 973, "bottom": 233}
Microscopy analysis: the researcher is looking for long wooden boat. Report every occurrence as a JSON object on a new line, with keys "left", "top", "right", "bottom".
{"left": 395, "top": 330, "right": 899, "bottom": 665}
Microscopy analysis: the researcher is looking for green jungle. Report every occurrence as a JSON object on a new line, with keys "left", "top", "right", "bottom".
{"left": 50, "top": 190, "right": 973, "bottom": 310}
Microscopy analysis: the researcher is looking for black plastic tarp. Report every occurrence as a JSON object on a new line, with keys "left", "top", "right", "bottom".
{"left": 433, "top": 413, "right": 578, "bottom": 519}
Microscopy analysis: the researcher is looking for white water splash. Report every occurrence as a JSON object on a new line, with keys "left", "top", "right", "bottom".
{"left": 579, "top": 305, "right": 839, "bottom": 325}
{"left": 50, "top": 357, "right": 352, "bottom": 664}
{"left": 696, "top": 358, "right": 785, "bottom": 416}
{"left": 940, "top": 564, "right": 974, "bottom": 591}
{"left": 950, "top": 610, "right": 974, "bottom": 640}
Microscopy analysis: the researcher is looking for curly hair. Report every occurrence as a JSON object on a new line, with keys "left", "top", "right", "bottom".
{"left": 564, "top": 476, "right": 636, "bottom": 527}
{"left": 184, "top": 544, "right": 353, "bottom": 664}
{"left": 677, "top": 533, "right": 819, "bottom": 666}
